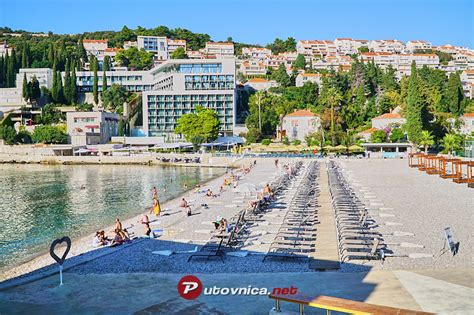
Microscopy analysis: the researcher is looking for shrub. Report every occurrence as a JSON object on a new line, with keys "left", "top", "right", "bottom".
{"left": 261, "top": 139, "right": 271, "bottom": 146}
{"left": 282, "top": 137, "right": 290, "bottom": 145}
{"left": 293, "top": 139, "right": 301, "bottom": 145}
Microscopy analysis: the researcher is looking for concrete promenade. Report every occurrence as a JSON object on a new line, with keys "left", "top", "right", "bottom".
{"left": 309, "top": 161, "right": 340, "bottom": 270}
{"left": 0, "top": 269, "right": 473, "bottom": 314}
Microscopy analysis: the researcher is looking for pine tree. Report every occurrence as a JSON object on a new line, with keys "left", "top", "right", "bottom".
{"left": 92, "top": 57, "right": 99, "bottom": 105}
{"left": 70, "top": 61, "right": 77, "bottom": 104}
{"left": 273, "top": 63, "right": 291, "bottom": 87}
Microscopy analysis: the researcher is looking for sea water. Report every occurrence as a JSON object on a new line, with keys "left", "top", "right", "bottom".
{"left": 0, "top": 164, "right": 225, "bottom": 271}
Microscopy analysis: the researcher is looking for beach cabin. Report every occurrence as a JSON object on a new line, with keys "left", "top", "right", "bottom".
{"left": 361, "top": 142, "right": 411, "bottom": 158}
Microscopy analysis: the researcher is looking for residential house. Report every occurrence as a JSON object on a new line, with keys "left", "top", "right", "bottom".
{"left": 241, "top": 47, "right": 272, "bottom": 59}
{"left": 295, "top": 73, "right": 322, "bottom": 87}
{"left": 277, "top": 109, "right": 321, "bottom": 143}
{"left": 202, "top": 42, "right": 235, "bottom": 58}
{"left": 405, "top": 40, "right": 432, "bottom": 53}
{"left": 66, "top": 111, "right": 120, "bottom": 146}
{"left": 239, "top": 60, "right": 267, "bottom": 76}
{"left": 368, "top": 40, "right": 405, "bottom": 53}
{"left": 244, "top": 78, "right": 278, "bottom": 91}
{"left": 83, "top": 39, "right": 108, "bottom": 61}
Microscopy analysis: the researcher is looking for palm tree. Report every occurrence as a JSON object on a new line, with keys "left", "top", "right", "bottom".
{"left": 419, "top": 130, "right": 435, "bottom": 154}
{"left": 325, "top": 87, "right": 343, "bottom": 145}
{"left": 441, "top": 134, "right": 459, "bottom": 157}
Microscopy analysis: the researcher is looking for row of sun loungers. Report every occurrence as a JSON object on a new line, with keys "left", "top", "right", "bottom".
{"left": 188, "top": 163, "right": 300, "bottom": 262}
{"left": 158, "top": 157, "right": 201, "bottom": 163}
{"left": 327, "top": 161, "right": 387, "bottom": 263}
{"left": 263, "top": 161, "right": 319, "bottom": 262}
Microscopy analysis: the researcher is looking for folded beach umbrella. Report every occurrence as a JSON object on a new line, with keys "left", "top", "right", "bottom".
{"left": 349, "top": 144, "right": 364, "bottom": 152}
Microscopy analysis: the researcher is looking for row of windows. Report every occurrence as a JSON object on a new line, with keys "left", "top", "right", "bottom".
{"left": 79, "top": 85, "right": 152, "bottom": 92}
{"left": 78, "top": 76, "right": 143, "bottom": 82}
{"left": 185, "top": 82, "right": 234, "bottom": 90}
{"left": 176, "top": 63, "right": 222, "bottom": 73}
{"left": 149, "top": 124, "right": 233, "bottom": 134}
{"left": 148, "top": 101, "right": 233, "bottom": 110}
{"left": 148, "top": 108, "right": 233, "bottom": 116}
{"left": 147, "top": 94, "right": 233, "bottom": 102}
{"left": 74, "top": 117, "right": 95, "bottom": 123}
{"left": 149, "top": 116, "right": 233, "bottom": 124}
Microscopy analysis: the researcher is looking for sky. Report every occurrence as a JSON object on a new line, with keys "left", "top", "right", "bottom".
{"left": 0, "top": 0, "right": 473, "bottom": 48}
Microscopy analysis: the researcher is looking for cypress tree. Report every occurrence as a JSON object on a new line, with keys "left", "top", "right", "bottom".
{"left": 92, "top": 57, "right": 99, "bottom": 105}
{"left": 102, "top": 68, "right": 107, "bottom": 99}
{"left": 78, "top": 38, "right": 88, "bottom": 66}
{"left": 51, "top": 64, "right": 59, "bottom": 103}
{"left": 6, "top": 51, "right": 15, "bottom": 87}
{"left": 0, "top": 55, "right": 5, "bottom": 87}
{"left": 405, "top": 62, "right": 427, "bottom": 145}
{"left": 64, "top": 59, "right": 71, "bottom": 104}
{"left": 103, "top": 55, "right": 111, "bottom": 71}
{"left": 70, "top": 61, "right": 77, "bottom": 104}
{"left": 21, "top": 44, "right": 30, "bottom": 68}
{"left": 22, "top": 73, "right": 28, "bottom": 101}
{"left": 56, "top": 71, "right": 65, "bottom": 104}
{"left": 445, "top": 72, "right": 464, "bottom": 116}
{"left": 31, "top": 76, "right": 41, "bottom": 104}
{"left": 47, "top": 43, "right": 55, "bottom": 67}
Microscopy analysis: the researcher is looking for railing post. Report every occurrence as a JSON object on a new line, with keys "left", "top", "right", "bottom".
{"left": 275, "top": 299, "right": 281, "bottom": 312}
{"left": 299, "top": 304, "right": 304, "bottom": 315}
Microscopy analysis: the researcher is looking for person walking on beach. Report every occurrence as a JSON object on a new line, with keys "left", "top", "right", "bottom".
{"left": 150, "top": 197, "right": 161, "bottom": 217}
{"left": 179, "top": 198, "right": 192, "bottom": 216}
{"left": 139, "top": 213, "right": 150, "bottom": 225}
{"left": 274, "top": 159, "right": 279, "bottom": 168}
{"left": 151, "top": 187, "right": 157, "bottom": 200}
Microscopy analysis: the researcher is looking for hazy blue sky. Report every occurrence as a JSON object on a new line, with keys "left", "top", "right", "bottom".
{"left": 1, "top": 0, "right": 472, "bottom": 47}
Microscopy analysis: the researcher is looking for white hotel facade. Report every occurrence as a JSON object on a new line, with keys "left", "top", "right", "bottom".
{"left": 74, "top": 59, "right": 236, "bottom": 139}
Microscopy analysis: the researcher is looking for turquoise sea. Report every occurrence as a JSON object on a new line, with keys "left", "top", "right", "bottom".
{"left": 0, "top": 164, "right": 225, "bottom": 272}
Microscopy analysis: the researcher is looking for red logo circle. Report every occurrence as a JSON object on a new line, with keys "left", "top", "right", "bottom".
{"left": 177, "top": 275, "right": 203, "bottom": 300}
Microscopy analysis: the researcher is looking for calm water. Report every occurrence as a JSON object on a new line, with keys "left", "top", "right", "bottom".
{"left": 0, "top": 164, "right": 225, "bottom": 271}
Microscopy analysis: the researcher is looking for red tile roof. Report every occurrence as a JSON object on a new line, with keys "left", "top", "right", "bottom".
{"left": 359, "top": 127, "right": 377, "bottom": 134}
{"left": 373, "top": 113, "right": 403, "bottom": 120}
{"left": 463, "top": 113, "right": 474, "bottom": 118}
{"left": 286, "top": 109, "right": 316, "bottom": 117}
{"left": 83, "top": 39, "right": 108, "bottom": 43}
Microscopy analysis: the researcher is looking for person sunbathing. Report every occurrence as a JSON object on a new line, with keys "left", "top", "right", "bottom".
{"left": 179, "top": 198, "right": 192, "bottom": 216}
{"left": 144, "top": 223, "right": 151, "bottom": 237}
{"left": 206, "top": 189, "right": 216, "bottom": 197}
{"left": 92, "top": 231, "right": 107, "bottom": 247}
{"left": 110, "top": 229, "right": 124, "bottom": 247}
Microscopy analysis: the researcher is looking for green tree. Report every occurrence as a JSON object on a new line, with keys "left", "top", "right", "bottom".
{"left": 101, "top": 84, "right": 129, "bottom": 114}
{"left": 370, "top": 129, "right": 386, "bottom": 143}
{"left": 117, "top": 119, "right": 124, "bottom": 136}
{"left": 419, "top": 130, "right": 434, "bottom": 154}
{"left": 22, "top": 73, "right": 30, "bottom": 102}
{"left": 63, "top": 58, "right": 71, "bottom": 103}
{"left": 390, "top": 128, "right": 405, "bottom": 143}
{"left": 405, "top": 62, "right": 428, "bottom": 145}
{"left": 293, "top": 54, "right": 306, "bottom": 70}
{"left": 0, "top": 125, "right": 16, "bottom": 144}
{"left": 103, "top": 55, "right": 111, "bottom": 71}
{"left": 70, "top": 61, "right": 77, "bottom": 103}
{"left": 92, "top": 57, "right": 99, "bottom": 105}
{"left": 75, "top": 103, "right": 94, "bottom": 112}
{"left": 245, "top": 91, "right": 279, "bottom": 137}
{"left": 445, "top": 72, "right": 464, "bottom": 116}
{"left": 171, "top": 47, "right": 187, "bottom": 59}
{"left": 174, "top": 106, "right": 220, "bottom": 149}
{"left": 101, "top": 68, "right": 108, "bottom": 100}
{"left": 441, "top": 133, "right": 460, "bottom": 157}
{"left": 114, "top": 47, "right": 154, "bottom": 70}
{"left": 36, "top": 104, "right": 65, "bottom": 124}
{"left": 273, "top": 63, "right": 291, "bottom": 87}
{"left": 32, "top": 125, "right": 67, "bottom": 144}
{"left": 323, "top": 87, "right": 343, "bottom": 144}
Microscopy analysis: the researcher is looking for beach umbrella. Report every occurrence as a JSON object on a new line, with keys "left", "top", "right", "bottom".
{"left": 334, "top": 145, "right": 347, "bottom": 151}
{"left": 323, "top": 145, "right": 335, "bottom": 151}
{"left": 349, "top": 145, "right": 364, "bottom": 152}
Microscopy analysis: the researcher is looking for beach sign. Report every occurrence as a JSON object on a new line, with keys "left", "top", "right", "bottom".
{"left": 49, "top": 236, "right": 71, "bottom": 285}
{"left": 442, "top": 227, "right": 459, "bottom": 256}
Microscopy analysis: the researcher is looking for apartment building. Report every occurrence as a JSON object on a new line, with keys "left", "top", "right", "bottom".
{"left": 461, "top": 70, "right": 474, "bottom": 97}
{"left": 311, "top": 55, "right": 352, "bottom": 71}
{"left": 368, "top": 40, "right": 405, "bottom": 53}
{"left": 137, "top": 36, "right": 168, "bottom": 60}
{"left": 83, "top": 39, "right": 108, "bottom": 60}
{"left": 123, "top": 41, "right": 138, "bottom": 50}
{"left": 202, "top": 42, "right": 235, "bottom": 58}
{"left": 66, "top": 111, "right": 120, "bottom": 146}
{"left": 73, "top": 69, "right": 153, "bottom": 93}
{"left": 405, "top": 40, "right": 432, "bottom": 52}
{"left": 167, "top": 39, "right": 187, "bottom": 56}
{"left": 360, "top": 52, "right": 398, "bottom": 69}
{"left": 296, "top": 40, "right": 336, "bottom": 58}
{"left": 187, "top": 51, "right": 204, "bottom": 59}
{"left": 241, "top": 47, "right": 272, "bottom": 59}
{"left": 397, "top": 54, "right": 440, "bottom": 76}
{"left": 239, "top": 60, "right": 267, "bottom": 76}
{"left": 142, "top": 59, "right": 236, "bottom": 139}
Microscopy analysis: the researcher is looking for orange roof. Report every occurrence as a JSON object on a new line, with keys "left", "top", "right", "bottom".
{"left": 286, "top": 110, "right": 316, "bottom": 117}
{"left": 373, "top": 113, "right": 403, "bottom": 120}
{"left": 359, "top": 127, "right": 377, "bottom": 134}
{"left": 206, "top": 42, "right": 234, "bottom": 46}
{"left": 464, "top": 70, "right": 474, "bottom": 74}
{"left": 105, "top": 48, "right": 119, "bottom": 52}
{"left": 83, "top": 39, "right": 108, "bottom": 43}
{"left": 247, "top": 78, "right": 269, "bottom": 83}
{"left": 463, "top": 113, "right": 474, "bottom": 118}
{"left": 301, "top": 73, "right": 321, "bottom": 77}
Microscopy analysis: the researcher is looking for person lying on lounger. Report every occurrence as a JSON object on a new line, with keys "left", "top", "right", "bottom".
{"left": 110, "top": 229, "right": 124, "bottom": 247}
{"left": 179, "top": 198, "right": 192, "bottom": 216}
